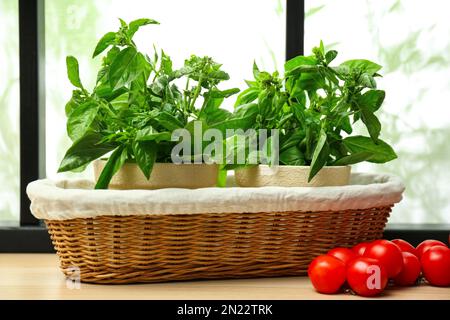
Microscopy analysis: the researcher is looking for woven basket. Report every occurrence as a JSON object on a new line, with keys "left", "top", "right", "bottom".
{"left": 28, "top": 174, "right": 403, "bottom": 284}
{"left": 45, "top": 208, "right": 392, "bottom": 284}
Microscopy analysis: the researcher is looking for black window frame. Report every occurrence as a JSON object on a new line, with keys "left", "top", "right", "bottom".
{"left": 0, "top": 0, "right": 448, "bottom": 253}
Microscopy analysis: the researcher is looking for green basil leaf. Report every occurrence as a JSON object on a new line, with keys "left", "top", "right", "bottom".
{"left": 95, "top": 145, "right": 128, "bottom": 189}
{"left": 127, "top": 18, "right": 159, "bottom": 39}
{"left": 132, "top": 140, "right": 157, "bottom": 179}
{"left": 292, "top": 70, "right": 327, "bottom": 91}
{"left": 308, "top": 129, "right": 330, "bottom": 182}
{"left": 222, "top": 134, "right": 251, "bottom": 166}
{"left": 108, "top": 47, "right": 139, "bottom": 90}
{"left": 319, "top": 40, "right": 325, "bottom": 56}
{"left": 340, "top": 59, "right": 382, "bottom": 75}
{"left": 333, "top": 152, "right": 374, "bottom": 166}
{"left": 119, "top": 18, "right": 127, "bottom": 28}
{"left": 207, "top": 70, "right": 230, "bottom": 81}
{"left": 325, "top": 50, "right": 338, "bottom": 64}
{"left": 235, "top": 87, "right": 260, "bottom": 106}
{"left": 201, "top": 88, "right": 239, "bottom": 116}
{"left": 258, "top": 89, "right": 273, "bottom": 117}
{"left": 65, "top": 89, "right": 85, "bottom": 116}
{"left": 289, "top": 79, "right": 307, "bottom": 102}
{"left": 305, "top": 124, "right": 319, "bottom": 160}
{"left": 343, "top": 136, "right": 397, "bottom": 163}
{"left": 136, "top": 52, "right": 152, "bottom": 81}
{"left": 58, "top": 132, "right": 117, "bottom": 173}
{"left": 94, "top": 83, "right": 127, "bottom": 101}
{"left": 212, "top": 108, "right": 258, "bottom": 134}
{"left": 171, "top": 66, "right": 194, "bottom": 79}
{"left": 65, "top": 98, "right": 78, "bottom": 117}
{"left": 359, "top": 106, "right": 381, "bottom": 141}
{"left": 136, "top": 126, "right": 171, "bottom": 142}
{"left": 201, "top": 107, "right": 232, "bottom": 126}
{"left": 285, "top": 55, "right": 317, "bottom": 73}
{"left": 95, "top": 47, "right": 120, "bottom": 85}
{"left": 333, "top": 65, "right": 350, "bottom": 77}
{"left": 67, "top": 101, "right": 99, "bottom": 142}
{"left": 109, "top": 93, "right": 129, "bottom": 111}
{"left": 152, "top": 76, "right": 169, "bottom": 96}
{"left": 92, "top": 32, "right": 116, "bottom": 58}
{"left": 280, "top": 146, "right": 305, "bottom": 166}
{"left": 340, "top": 115, "right": 353, "bottom": 134}
{"left": 245, "top": 80, "right": 258, "bottom": 87}
{"left": 285, "top": 64, "right": 319, "bottom": 76}
{"left": 66, "top": 56, "right": 83, "bottom": 89}
{"left": 154, "top": 111, "right": 184, "bottom": 131}
{"left": 252, "top": 61, "right": 260, "bottom": 79}
{"left": 106, "top": 46, "right": 121, "bottom": 63}
{"left": 360, "top": 73, "right": 377, "bottom": 88}
{"left": 160, "top": 50, "right": 173, "bottom": 74}
{"left": 291, "top": 103, "right": 307, "bottom": 126}
{"left": 280, "top": 131, "right": 305, "bottom": 152}
{"left": 208, "top": 88, "right": 240, "bottom": 99}
{"left": 358, "top": 90, "right": 385, "bottom": 112}
{"left": 234, "top": 102, "right": 259, "bottom": 118}
{"left": 96, "top": 67, "right": 108, "bottom": 84}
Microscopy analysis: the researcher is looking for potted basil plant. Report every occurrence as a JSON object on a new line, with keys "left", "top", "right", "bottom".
{"left": 58, "top": 18, "right": 240, "bottom": 189}
{"left": 233, "top": 41, "right": 397, "bottom": 187}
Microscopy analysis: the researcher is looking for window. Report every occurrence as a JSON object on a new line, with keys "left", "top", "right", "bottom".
{"left": 45, "top": 0, "right": 286, "bottom": 180}
{"left": 0, "top": 0, "right": 448, "bottom": 252}
{"left": 305, "top": 0, "right": 450, "bottom": 224}
{"left": 0, "top": 0, "right": 20, "bottom": 226}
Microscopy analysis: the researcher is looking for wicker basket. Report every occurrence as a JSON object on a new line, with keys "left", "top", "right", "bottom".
{"left": 27, "top": 173, "right": 404, "bottom": 284}
{"left": 45, "top": 208, "right": 391, "bottom": 284}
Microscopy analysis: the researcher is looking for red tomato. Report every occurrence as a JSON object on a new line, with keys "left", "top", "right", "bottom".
{"left": 393, "top": 252, "right": 421, "bottom": 286}
{"left": 327, "top": 247, "right": 357, "bottom": 266}
{"left": 363, "top": 239, "right": 403, "bottom": 278}
{"left": 421, "top": 245, "right": 450, "bottom": 287}
{"left": 391, "top": 239, "right": 418, "bottom": 257}
{"left": 346, "top": 257, "right": 388, "bottom": 297}
{"left": 352, "top": 242, "right": 372, "bottom": 256}
{"left": 308, "top": 255, "right": 346, "bottom": 294}
{"left": 416, "top": 240, "right": 447, "bottom": 259}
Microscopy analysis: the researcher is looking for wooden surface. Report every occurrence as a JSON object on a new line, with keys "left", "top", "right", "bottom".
{"left": 0, "top": 254, "right": 449, "bottom": 300}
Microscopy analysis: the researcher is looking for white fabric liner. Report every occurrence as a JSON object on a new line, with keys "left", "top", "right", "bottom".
{"left": 27, "top": 173, "right": 404, "bottom": 220}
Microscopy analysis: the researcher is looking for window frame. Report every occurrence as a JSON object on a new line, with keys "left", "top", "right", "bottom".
{"left": 0, "top": 0, "right": 448, "bottom": 253}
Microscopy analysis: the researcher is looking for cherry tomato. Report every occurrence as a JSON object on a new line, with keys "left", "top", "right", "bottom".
{"left": 346, "top": 257, "right": 388, "bottom": 297}
{"left": 416, "top": 240, "right": 447, "bottom": 259}
{"left": 421, "top": 245, "right": 450, "bottom": 287}
{"left": 352, "top": 242, "right": 372, "bottom": 256}
{"left": 363, "top": 239, "right": 403, "bottom": 278}
{"left": 327, "top": 247, "right": 357, "bottom": 266}
{"left": 308, "top": 255, "right": 346, "bottom": 294}
{"left": 393, "top": 252, "right": 421, "bottom": 286}
{"left": 391, "top": 239, "right": 418, "bottom": 257}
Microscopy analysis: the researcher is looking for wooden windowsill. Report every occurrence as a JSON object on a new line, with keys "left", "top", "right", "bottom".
{"left": 0, "top": 254, "right": 448, "bottom": 300}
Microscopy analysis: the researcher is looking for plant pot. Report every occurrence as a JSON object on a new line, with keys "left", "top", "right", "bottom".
{"left": 234, "top": 165, "right": 351, "bottom": 187}
{"left": 94, "top": 160, "right": 219, "bottom": 189}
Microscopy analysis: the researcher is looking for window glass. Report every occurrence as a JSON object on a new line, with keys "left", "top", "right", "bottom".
{"left": 306, "top": 0, "right": 450, "bottom": 224}
{"left": 0, "top": 0, "right": 20, "bottom": 226}
{"left": 45, "top": 0, "right": 285, "bottom": 180}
